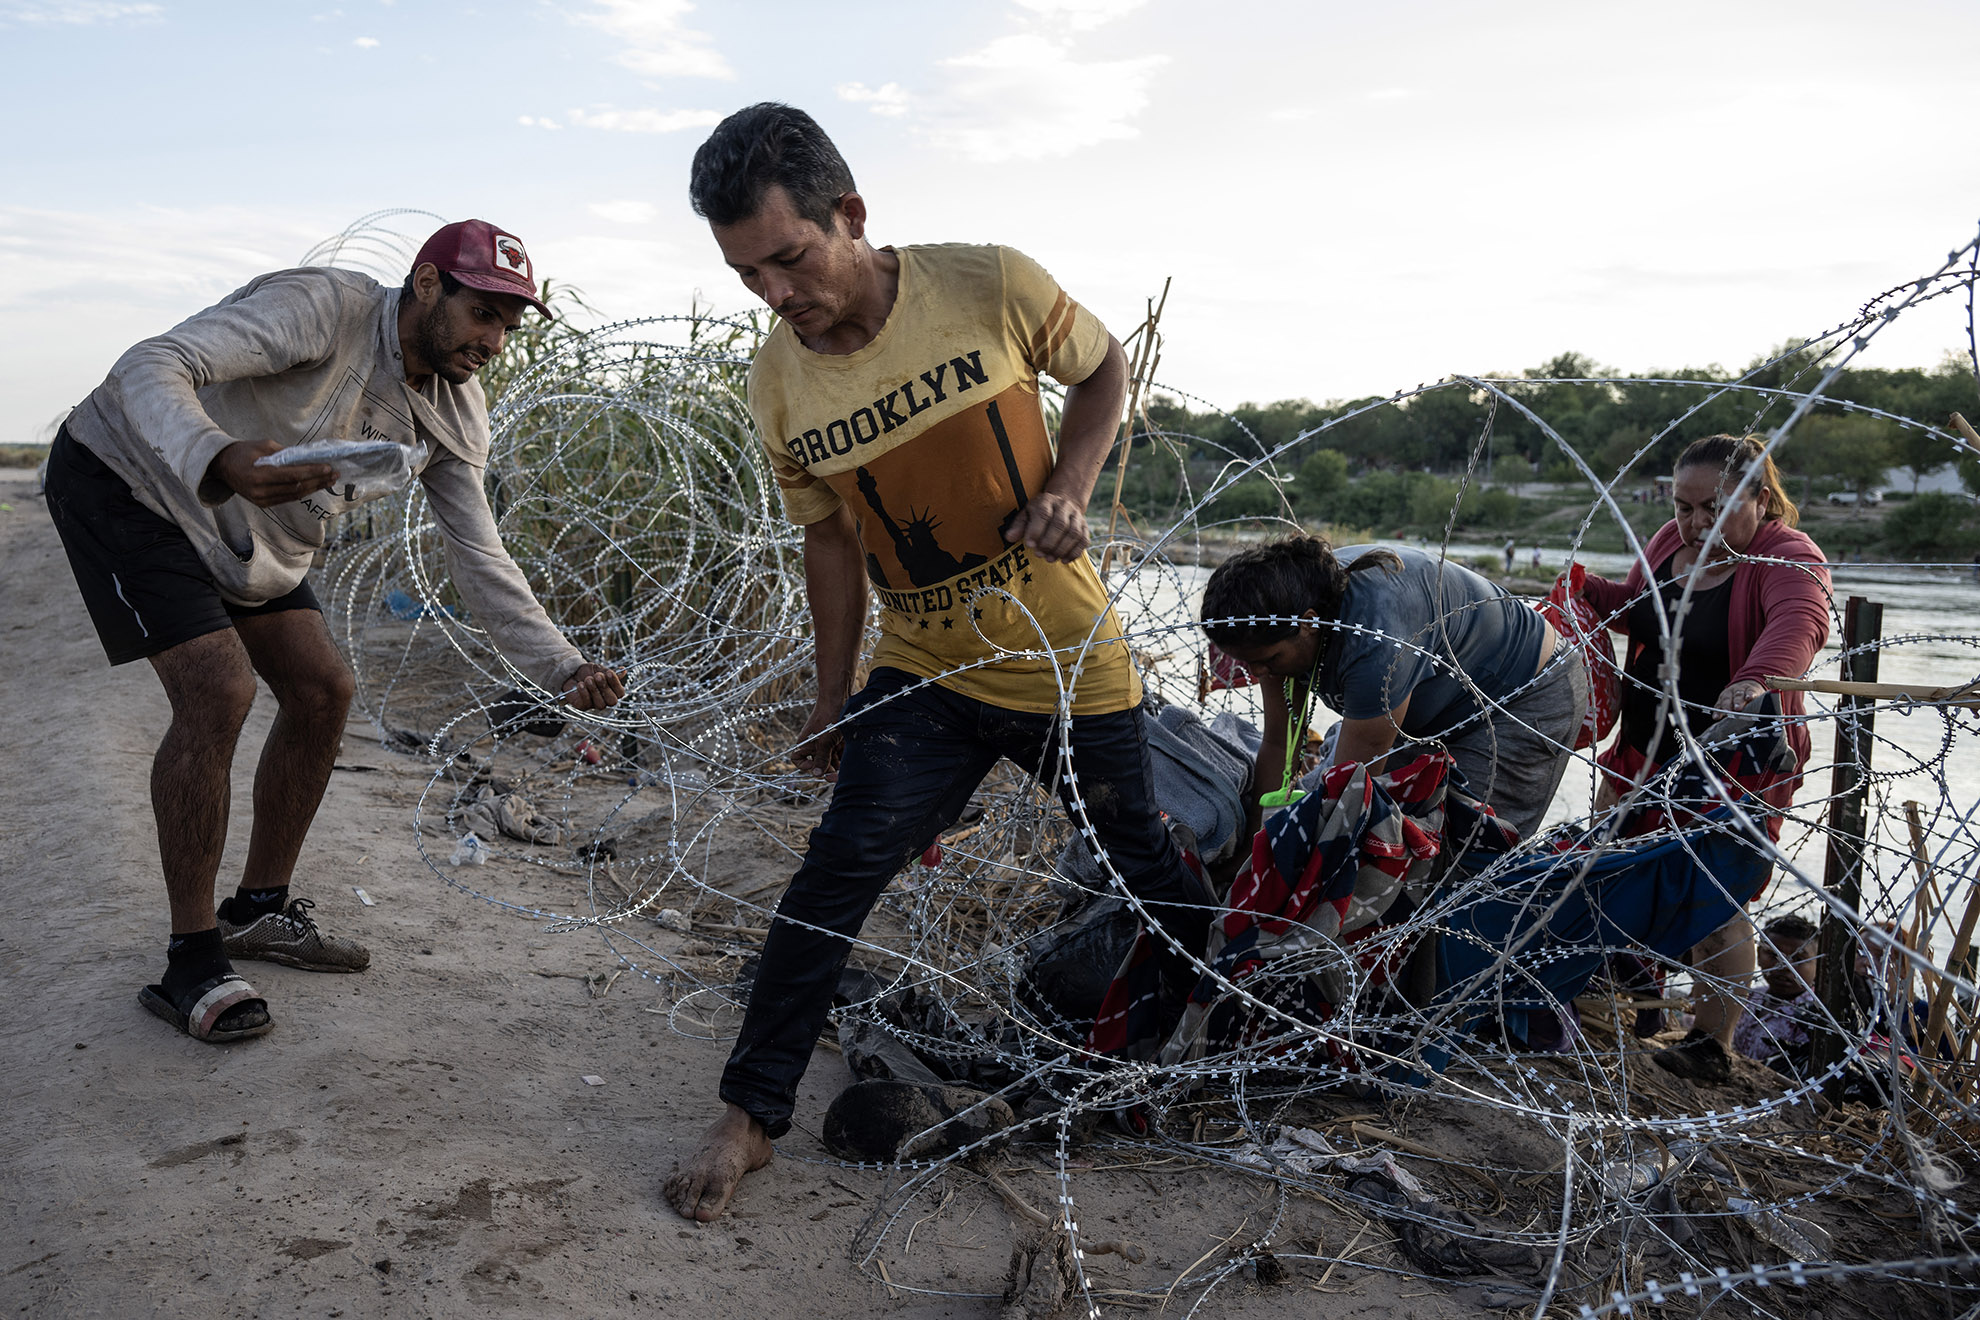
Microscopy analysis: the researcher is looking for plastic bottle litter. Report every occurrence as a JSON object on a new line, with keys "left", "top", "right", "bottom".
{"left": 449, "top": 832, "right": 489, "bottom": 867}
{"left": 257, "top": 438, "right": 415, "bottom": 502}
{"left": 1598, "top": 1155, "right": 1666, "bottom": 1199}
{"left": 1727, "top": 1197, "right": 1832, "bottom": 1260}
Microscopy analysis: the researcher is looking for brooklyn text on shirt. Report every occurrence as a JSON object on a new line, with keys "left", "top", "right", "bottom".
{"left": 782, "top": 350, "right": 989, "bottom": 465}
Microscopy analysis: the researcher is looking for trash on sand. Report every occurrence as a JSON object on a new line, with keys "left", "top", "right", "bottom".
{"left": 1727, "top": 1196, "right": 1833, "bottom": 1261}
{"left": 448, "top": 832, "right": 489, "bottom": 866}
{"left": 1231, "top": 1126, "right": 1432, "bottom": 1201}
{"left": 823, "top": 1077, "right": 1013, "bottom": 1163}
{"left": 581, "top": 1075, "right": 605, "bottom": 1087}
{"left": 352, "top": 887, "right": 376, "bottom": 906}
{"left": 461, "top": 783, "right": 564, "bottom": 845}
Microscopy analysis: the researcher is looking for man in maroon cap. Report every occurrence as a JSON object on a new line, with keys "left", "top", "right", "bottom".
{"left": 45, "top": 219, "right": 624, "bottom": 1044}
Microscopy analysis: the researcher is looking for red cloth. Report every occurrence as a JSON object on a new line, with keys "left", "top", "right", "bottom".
{"left": 1537, "top": 562, "right": 1621, "bottom": 751}
{"left": 1582, "top": 518, "right": 1831, "bottom": 812}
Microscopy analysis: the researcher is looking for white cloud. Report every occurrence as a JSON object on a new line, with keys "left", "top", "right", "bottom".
{"left": 836, "top": 81, "right": 908, "bottom": 118}
{"left": 565, "top": 105, "right": 721, "bottom": 134}
{"left": 518, "top": 115, "right": 562, "bottom": 130}
{"left": 836, "top": 2, "right": 1162, "bottom": 164}
{"left": 928, "top": 33, "right": 1164, "bottom": 163}
{"left": 0, "top": 1, "right": 160, "bottom": 23}
{"left": 1012, "top": 0, "right": 1146, "bottom": 32}
{"left": 353, "top": 34, "right": 377, "bottom": 47}
{"left": 589, "top": 200, "right": 658, "bottom": 225}
{"left": 574, "top": 0, "right": 732, "bottom": 81}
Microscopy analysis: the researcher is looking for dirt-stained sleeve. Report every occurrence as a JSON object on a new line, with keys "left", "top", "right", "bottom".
{"left": 999, "top": 247, "right": 1109, "bottom": 387}
{"left": 419, "top": 447, "right": 586, "bottom": 691}
{"left": 90, "top": 270, "right": 346, "bottom": 506}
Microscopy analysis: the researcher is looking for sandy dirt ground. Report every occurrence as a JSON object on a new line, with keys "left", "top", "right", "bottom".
{"left": 2, "top": 466, "right": 1471, "bottom": 1319}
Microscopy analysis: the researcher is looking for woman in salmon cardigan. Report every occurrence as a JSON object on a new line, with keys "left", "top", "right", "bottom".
{"left": 1582, "top": 433, "right": 1832, "bottom": 1083}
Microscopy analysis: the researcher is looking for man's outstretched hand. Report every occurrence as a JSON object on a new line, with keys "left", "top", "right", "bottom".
{"left": 210, "top": 439, "right": 338, "bottom": 508}
{"left": 560, "top": 664, "right": 626, "bottom": 711}
{"left": 1001, "top": 491, "right": 1091, "bottom": 563}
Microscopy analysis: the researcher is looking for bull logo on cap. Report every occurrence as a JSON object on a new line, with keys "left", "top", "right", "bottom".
{"left": 493, "top": 234, "right": 531, "bottom": 278}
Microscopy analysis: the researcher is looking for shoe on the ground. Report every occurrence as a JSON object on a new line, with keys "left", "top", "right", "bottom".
{"left": 1650, "top": 1027, "right": 1731, "bottom": 1084}
{"left": 219, "top": 897, "right": 370, "bottom": 972}
{"left": 138, "top": 972, "right": 272, "bottom": 1043}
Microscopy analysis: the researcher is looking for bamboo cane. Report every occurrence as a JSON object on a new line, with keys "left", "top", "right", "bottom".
{"left": 1765, "top": 676, "right": 1980, "bottom": 709}
{"left": 1916, "top": 860, "right": 1980, "bottom": 1105}
{"left": 1901, "top": 801, "right": 1943, "bottom": 1010}
{"left": 1949, "top": 411, "right": 1980, "bottom": 452}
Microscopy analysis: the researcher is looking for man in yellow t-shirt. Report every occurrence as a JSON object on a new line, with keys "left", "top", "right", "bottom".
{"left": 664, "top": 103, "right": 1209, "bottom": 1222}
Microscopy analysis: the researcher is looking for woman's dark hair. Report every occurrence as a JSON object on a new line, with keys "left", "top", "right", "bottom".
{"left": 1763, "top": 913, "right": 1819, "bottom": 944}
{"left": 1199, "top": 536, "right": 1401, "bottom": 647}
{"left": 689, "top": 102, "right": 856, "bottom": 232}
{"left": 1676, "top": 433, "right": 1799, "bottom": 528}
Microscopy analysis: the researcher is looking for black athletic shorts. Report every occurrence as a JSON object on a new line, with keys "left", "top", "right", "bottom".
{"left": 43, "top": 426, "right": 320, "bottom": 666}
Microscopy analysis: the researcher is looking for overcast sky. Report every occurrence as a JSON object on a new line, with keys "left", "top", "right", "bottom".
{"left": 3, "top": 0, "right": 1977, "bottom": 442}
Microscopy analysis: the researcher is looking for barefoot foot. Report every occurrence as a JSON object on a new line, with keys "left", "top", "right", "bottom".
{"left": 664, "top": 1104, "right": 774, "bottom": 1221}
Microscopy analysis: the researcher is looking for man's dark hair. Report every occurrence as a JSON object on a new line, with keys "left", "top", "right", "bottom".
{"left": 689, "top": 102, "right": 856, "bottom": 231}
{"left": 1199, "top": 535, "right": 1401, "bottom": 648}
{"left": 399, "top": 268, "right": 466, "bottom": 300}
{"left": 1764, "top": 913, "right": 1819, "bottom": 944}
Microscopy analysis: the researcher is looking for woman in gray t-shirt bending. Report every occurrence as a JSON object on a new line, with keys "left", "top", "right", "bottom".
{"left": 1201, "top": 536, "right": 1587, "bottom": 841}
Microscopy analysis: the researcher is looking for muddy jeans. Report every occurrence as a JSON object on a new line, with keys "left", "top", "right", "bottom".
{"left": 719, "top": 668, "right": 1203, "bottom": 1138}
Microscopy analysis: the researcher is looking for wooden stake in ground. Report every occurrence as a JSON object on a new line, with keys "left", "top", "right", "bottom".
{"left": 1098, "top": 278, "right": 1171, "bottom": 580}
{"left": 1809, "top": 596, "right": 1881, "bottom": 1079}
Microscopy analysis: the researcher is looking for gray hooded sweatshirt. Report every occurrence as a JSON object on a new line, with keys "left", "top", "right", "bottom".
{"left": 62, "top": 266, "right": 584, "bottom": 691}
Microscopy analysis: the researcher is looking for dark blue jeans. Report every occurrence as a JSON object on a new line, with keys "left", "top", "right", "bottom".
{"left": 719, "top": 667, "right": 1201, "bottom": 1137}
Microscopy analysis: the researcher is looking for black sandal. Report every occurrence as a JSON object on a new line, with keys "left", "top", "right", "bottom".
{"left": 138, "top": 973, "right": 272, "bottom": 1043}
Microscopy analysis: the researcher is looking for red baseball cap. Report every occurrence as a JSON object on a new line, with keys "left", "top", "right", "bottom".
{"left": 411, "top": 219, "right": 552, "bottom": 318}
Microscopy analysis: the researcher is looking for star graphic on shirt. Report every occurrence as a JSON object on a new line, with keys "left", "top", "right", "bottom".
{"left": 940, "top": 617, "right": 954, "bottom": 629}
{"left": 971, "top": 607, "right": 983, "bottom": 621}
{"left": 1021, "top": 572, "right": 1033, "bottom": 584}
{"left": 917, "top": 618, "right": 929, "bottom": 629}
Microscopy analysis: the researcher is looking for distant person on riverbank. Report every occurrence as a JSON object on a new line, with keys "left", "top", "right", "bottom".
{"left": 1199, "top": 536, "right": 1587, "bottom": 843}
{"left": 1503, "top": 537, "right": 1516, "bottom": 574}
{"left": 662, "top": 103, "right": 1209, "bottom": 1223}
{"left": 1580, "top": 434, "right": 1830, "bottom": 1083}
{"left": 42, "top": 220, "right": 623, "bottom": 1045}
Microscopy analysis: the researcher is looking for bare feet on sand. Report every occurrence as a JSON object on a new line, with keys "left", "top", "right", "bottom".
{"left": 665, "top": 1104, "right": 774, "bottom": 1221}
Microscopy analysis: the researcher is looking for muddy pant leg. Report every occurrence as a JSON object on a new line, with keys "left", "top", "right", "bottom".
{"left": 998, "top": 702, "right": 1209, "bottom": 958}
{"left": 718, "top": 672, "right": 998, "bottom": 1138}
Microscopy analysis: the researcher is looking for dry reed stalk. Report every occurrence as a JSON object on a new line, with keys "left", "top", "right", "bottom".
{"left": 1099, "top": 279, "right": 1171, "bottom": 580}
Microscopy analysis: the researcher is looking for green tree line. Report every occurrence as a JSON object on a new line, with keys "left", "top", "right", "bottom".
{"left": 1103, "top": 348, "right": 1980, "bottom": 556}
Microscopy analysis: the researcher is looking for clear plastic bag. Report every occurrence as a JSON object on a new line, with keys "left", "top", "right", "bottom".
{"left": 448, "top": 832, "right": 489, "bottom": 867}
{"left": 257, "top": 438, "right": 415, "bottom": 502}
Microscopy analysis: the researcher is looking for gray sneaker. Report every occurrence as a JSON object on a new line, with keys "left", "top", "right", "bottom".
{"left": 218, "top": 897, "right": 370, "bottom": 972}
